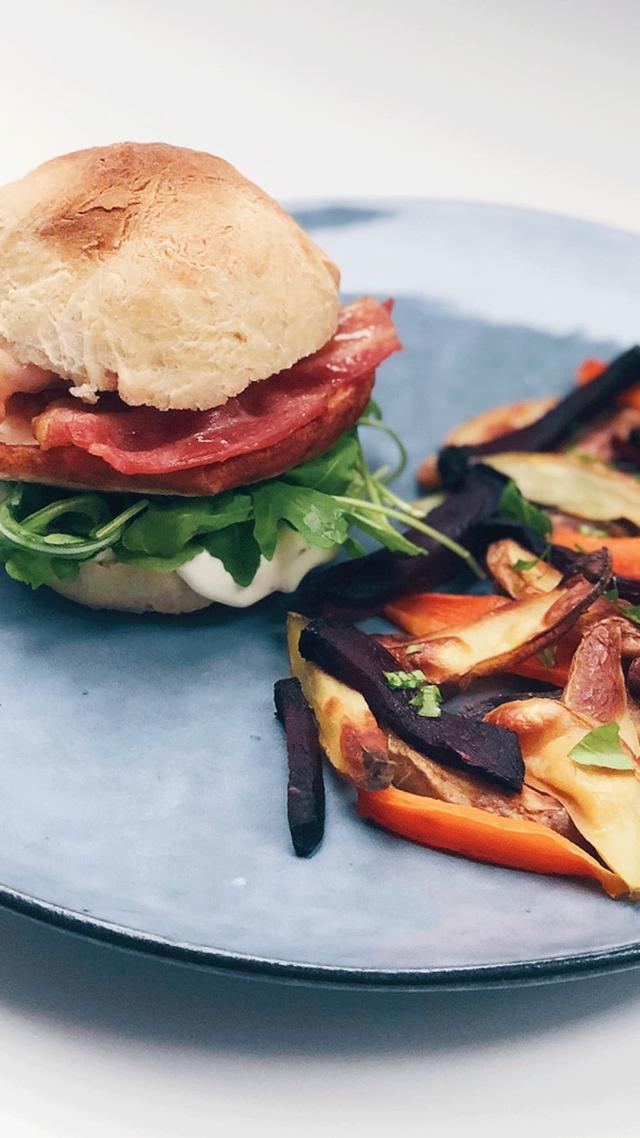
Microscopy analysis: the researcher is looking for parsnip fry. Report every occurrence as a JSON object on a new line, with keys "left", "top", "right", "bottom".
{"left": 386, "top": 553, "right": 610, "bottom": 685}
{"left": 486, "top": 452, "right": 640, "bottom": 527}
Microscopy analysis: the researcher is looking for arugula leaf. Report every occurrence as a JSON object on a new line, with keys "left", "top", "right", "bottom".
{"left": 621, "top": 603, "right": 640, "bottom": 626}
{"left": 498, "top": 480, "right": 552, "bottom": 541}
{"left": 343, "top": 535, "right": 366, "bottom": 559}
{"left": 5, "top": 551, "right": 80, "bottom": 590}
{"left": 0, "top": 487, "right": 142, "bottom": 559}
{"left": 282, "top": 431, "right": 360, "bottom": 495}
{"left": 569, "top": 722, "right": 635, "bottom": 770}
{"left": 113, "top": 543, "right": 205, "bottom": 574}
{"left": 121, "top": 494, "right": 252, "bottom": 557}
{"left": 252, "top": 482, "right": 349, "bottom": 560}
{"left": 363, "top": 398, "right": 383, "bottom": 421}
{"left": 203, "top": 523, "right": 262, "bottom": 588}
{"left": 347, "top": 513, "right": 422, "bottom": 556}
{"left": 409, "top": 684, "right": 442, "bottom": 718}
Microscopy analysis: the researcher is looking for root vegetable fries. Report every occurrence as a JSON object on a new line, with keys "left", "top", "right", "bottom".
{"left": 274, "top": 677, "right": 326, "bottom": 858}
{"left": 417, "top": 396, "right": 555, "bottom": 486}
{"left": 287, "top": 613, "right": 394, "bottom": 789}
{"left": 385, "top": 591, "right": 573, "bottom": 686}
{"left": 485, "top": 539, "right": 562, "bottom": 600}
{"left": 553, "top": 528, "right": 640, "bottom": 579}
{"left": 489, "top": 621, "right": 640, "bottom": 894}
{"left": 385, "top": 592, "right": 509, "bottom": 633}
{"left": 298, "top": 617, "right": 525, "bottom": 790}
{"left": 485, "top": 452, "right": 640, "bottom": 528}
{"left": 577, "top": 357, "right": 640, "bottom": 411}
{"left": 357, "top": 786, "right": 627, "bottom": 898}
{"left": 383, "top": 572, "right": 604, "bottom": 686}
{"left": 288, "top": 611, "right": 628, "bottom": 894}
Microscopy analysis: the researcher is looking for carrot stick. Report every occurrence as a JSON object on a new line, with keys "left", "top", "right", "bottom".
{"left": 552, "top": 527, "right": 640, "bottom": 579}
{"left": 357, "top": 785, "right": 626, "bottom": 897}
{"left": 385, "top": 592, "right": 508, "bottom": 635}
{"left": 577, "top": 357, "right": 640, "bottom": 410}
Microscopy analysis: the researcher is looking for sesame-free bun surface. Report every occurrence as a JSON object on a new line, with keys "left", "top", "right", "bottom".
{"left": 0, "top": 143, "right": 340, "bottom": 411}
{"left": 50, "top": 559, "right": 212, "bottom": 614}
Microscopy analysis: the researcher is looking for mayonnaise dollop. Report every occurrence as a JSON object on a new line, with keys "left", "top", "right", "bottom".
{"left": 175, "top": 528, "right": 337, "bottom": 607}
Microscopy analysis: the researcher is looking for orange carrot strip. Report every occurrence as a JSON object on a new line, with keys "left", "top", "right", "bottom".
{"left": 576, "top": 357, "right": 640, "bottom": 410}
{"left": 385, "top": 592, "right": 508, "bottom": 636}
{"left": 357, "top": 785, "right": 626, "bottom": 897}
{"left": 552, "top": 527, "right": 640, "bottom": 579}
{"left": 576, "top": 358, "right": 607, "bottom": 386}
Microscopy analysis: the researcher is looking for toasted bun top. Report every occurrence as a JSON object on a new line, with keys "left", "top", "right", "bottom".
{"left": 0, "top": 143, "right": 340, "bottom": 410}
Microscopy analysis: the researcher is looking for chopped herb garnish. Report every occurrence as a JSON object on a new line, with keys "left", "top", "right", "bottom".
{"left": 605, "top": 586, "right": 640, "bottom": 626}
{"left": 383, "top": 669, "right": 441, "bottom": 717}
{"left": 409, "top": 684, "right": 442, "bottom": 718}
{"left": 536, "top": 646, "right": 557, "bottom": 668}
{"left": 383, "top": 669, "right": 427, "bottom": 690}
{"left": 498, "top": 480, "right": 552, "bottom": 542}
{"left": 623, "top": 605, "right": 640, "bottom": 626}
{"left": 513, "top": 543, "right": 551, "bottom": 572}
{"left": 577, "top": 523, "right": 608, "bottom": 537}
{"left": 569, "top": 722, "right": 635, "bottom": 771}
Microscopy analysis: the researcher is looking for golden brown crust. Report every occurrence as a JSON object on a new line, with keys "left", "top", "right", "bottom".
{"left": 0, "top": 143, "right": 340, "bottom": 410}
{"left": 0, "top": 370, "right": 374, "bottom": 496}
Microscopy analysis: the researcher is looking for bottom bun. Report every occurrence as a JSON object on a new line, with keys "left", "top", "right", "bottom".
{"left": 49, "top": 559, "right": 212, "bottom": 614}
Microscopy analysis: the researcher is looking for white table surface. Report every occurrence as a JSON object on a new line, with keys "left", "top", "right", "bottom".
{"left": 2, "top": 2, "right": 640, "bottom": 1135}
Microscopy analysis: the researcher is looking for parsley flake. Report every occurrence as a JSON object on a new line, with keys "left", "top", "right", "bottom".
{"left": 383, "top": 670, "right": 442, "bottom": 718}
{"left": 409, "top": 685, "right": 442, "bottom": 718}
{"left": 383, "top": 669, "right": 427, "bottom": 690}
{"left": 569, "top": 722, "right": 635, "bottom": 771}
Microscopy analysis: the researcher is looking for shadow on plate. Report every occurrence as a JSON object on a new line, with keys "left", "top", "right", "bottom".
{"left": 1, "top": 906, "right": 639, "bottom": 1059}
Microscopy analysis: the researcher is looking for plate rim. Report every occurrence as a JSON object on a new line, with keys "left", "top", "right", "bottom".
{"left": 4, "top": 196, "right": 640, "bottom": 988}
{"left": 287, "top": 193, "right": 640, "bottom": 244}
{"left": 3, "top": 876, "right": 640, "bottom": 988}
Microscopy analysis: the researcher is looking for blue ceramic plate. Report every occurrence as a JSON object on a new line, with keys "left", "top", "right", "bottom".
{"left": 2, "top": 201, "right": 640, "bottom": 988}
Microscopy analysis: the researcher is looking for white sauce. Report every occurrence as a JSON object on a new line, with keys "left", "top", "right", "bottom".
{"left": 176, "top": 528, "right": 336, "bottom": 607}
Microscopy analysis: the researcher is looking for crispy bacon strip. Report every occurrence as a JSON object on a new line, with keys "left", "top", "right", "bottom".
{"left": 32, "top": 298, "right": 400, "bottom": 477}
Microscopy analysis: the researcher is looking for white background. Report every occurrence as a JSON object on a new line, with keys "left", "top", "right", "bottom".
{"left": 2, "top": 2, "right": 640, "bottom": 1135}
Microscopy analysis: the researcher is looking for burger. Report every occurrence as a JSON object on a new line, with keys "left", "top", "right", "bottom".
{"left": 0, "top": 143, "right": 409, "bottom": 613}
